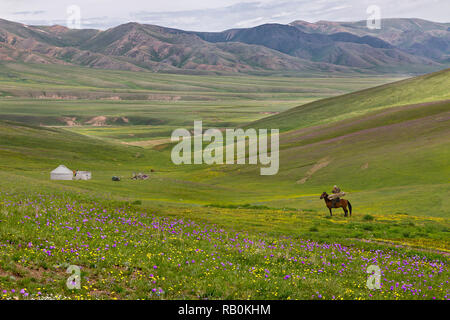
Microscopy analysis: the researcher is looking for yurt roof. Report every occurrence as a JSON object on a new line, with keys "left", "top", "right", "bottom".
{"left": 51, "top": 165, "right": 73, "bottom": 174}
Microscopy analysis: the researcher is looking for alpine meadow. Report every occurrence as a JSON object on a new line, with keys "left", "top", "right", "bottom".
{"left": 0, "top": 5, "right": 449, "bottom": 304}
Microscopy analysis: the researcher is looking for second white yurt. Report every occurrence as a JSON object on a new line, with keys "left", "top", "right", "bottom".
{"left": 50, "top": 165, "right": 73, "bottom": 180}
{"left": 74, "top": 171, "right": 91, "bottom": 180}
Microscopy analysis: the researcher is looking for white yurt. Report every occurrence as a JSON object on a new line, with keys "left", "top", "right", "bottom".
{"left": 50, "top": 165, "right": 74, "bottom": 180}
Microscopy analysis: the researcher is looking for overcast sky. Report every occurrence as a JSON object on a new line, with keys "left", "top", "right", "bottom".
{"left": 1, "top": 0, "right": 449, "bottom": 31}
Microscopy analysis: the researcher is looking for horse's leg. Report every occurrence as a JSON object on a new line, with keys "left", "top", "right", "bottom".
{"left": 329, "top": 207, "right": 332, "bottom": 217}
{"left": 347, "top": 200, "right": 352, "bottom": 216}
{"left": 342, "top": 204, "right": 348, "bottom": 217}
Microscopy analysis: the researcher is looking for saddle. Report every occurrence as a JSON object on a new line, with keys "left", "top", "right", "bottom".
{"left": 331, "top": 197, "right": 340, "bottom": 207}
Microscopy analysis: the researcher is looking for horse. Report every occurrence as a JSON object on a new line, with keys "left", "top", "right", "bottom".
{"left": 320, "top": 192, "right": 352, "bottom": 217}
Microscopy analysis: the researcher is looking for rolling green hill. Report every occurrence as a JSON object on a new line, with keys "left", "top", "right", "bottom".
{"left": 249, "top": 68, "right": 450, "bottom": 132}
{"left": 0, "top": 120, "right": 160, "bottom": 170}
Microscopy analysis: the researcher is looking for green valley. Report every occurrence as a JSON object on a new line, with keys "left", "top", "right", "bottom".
{"left": 0, "top": 62, "right": 448, "bottom": 300}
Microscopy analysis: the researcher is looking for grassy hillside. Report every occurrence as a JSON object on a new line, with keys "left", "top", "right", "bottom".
{"left": 0, "top": 120, "right": 159, "bottom": 170}
{"left": 219, "top": 99, "right": 450, "bottom": 216}
{"left": 249, "top": 68, "right": 450, "bottom": 131}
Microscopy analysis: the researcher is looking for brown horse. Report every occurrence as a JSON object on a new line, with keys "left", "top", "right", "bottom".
{"left": 320, "top": 192, "right": 352, "bottom": 217}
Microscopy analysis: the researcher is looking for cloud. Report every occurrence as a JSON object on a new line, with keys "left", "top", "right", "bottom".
{"left": 234, "top": 17, "right": 265, "bottom": 28}
{"left": 12, "top": 11, "right": 46, "bottom": 15}
{"left": 1, "top": 0, "right": 449, "bottom": 31}
{"left": 129, "top": 1, "right": 329, "bottom": 31}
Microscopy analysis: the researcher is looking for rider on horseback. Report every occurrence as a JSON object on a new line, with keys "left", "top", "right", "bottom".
{"left": 328, "top": 185, "right": 346, "bottom": 207}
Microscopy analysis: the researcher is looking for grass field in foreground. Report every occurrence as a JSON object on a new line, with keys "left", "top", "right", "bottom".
{"left": 0, "top": 189, "right": 448, "bottom": 300}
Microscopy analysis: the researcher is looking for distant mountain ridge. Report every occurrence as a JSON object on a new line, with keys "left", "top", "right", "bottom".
{"left": 192, "top": 23, "right": 436, "bottom": 70}
{"left": 0, "top": 17, "right": 448, "bottom": 74}
{"left": 289, "top": 18, "right": 450, "bottom": 62}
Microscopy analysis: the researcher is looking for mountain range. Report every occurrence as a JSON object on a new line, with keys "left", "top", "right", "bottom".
{"left": 0, "top": 17, "right": 449, "bottom": 74}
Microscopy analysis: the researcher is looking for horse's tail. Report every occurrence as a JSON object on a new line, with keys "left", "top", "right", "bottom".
{"left": 347, "top": 200, "right": 352, "bottom": 216}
